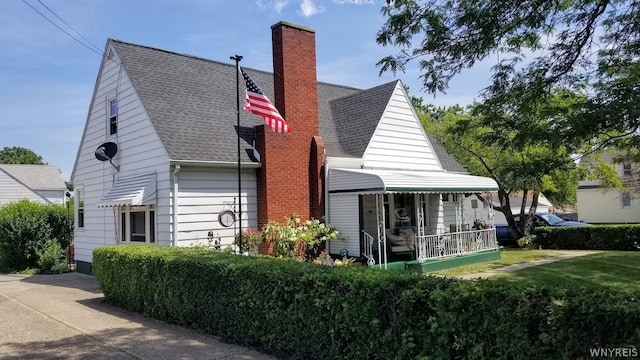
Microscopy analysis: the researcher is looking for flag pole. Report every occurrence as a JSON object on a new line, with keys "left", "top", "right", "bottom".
{"left": 230, "top": 55, "right": 243, "bottom": 254}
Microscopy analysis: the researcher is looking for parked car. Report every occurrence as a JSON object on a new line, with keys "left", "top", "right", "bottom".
{"left": 495, "top": 212, "right": 589, "bottom": 246}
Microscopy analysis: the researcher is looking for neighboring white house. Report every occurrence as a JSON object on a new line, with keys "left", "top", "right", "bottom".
{"left": 0, "top": 164, "right": 67, "bottom": 206}
{"left": 464, "top": 192, "right": 555, "bottom": 226}
{"left": 577, "top": 151, "right": 640, "bottom": 224}
{"left": 71, "top": 22, "right": 499, "bottom": 273}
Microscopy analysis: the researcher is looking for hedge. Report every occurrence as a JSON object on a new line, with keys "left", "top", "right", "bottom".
{"left": 534, "top": 225, "right": 640, "bottom": 251}
{"left": 93, "top": 245, "right": 640, "bottom": 360}
{"left": 0, "top": 200, "right": 72, "bottom": 272}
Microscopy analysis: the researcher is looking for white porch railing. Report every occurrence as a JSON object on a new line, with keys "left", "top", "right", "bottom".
{"left": 362, "top": 228, "right": 499, "bottom": 265}
{"left": 416, "top": 229, "right": 499, "bottom": 262}
{"left": 362, "top": 230, "right": 378, "bottom": 266}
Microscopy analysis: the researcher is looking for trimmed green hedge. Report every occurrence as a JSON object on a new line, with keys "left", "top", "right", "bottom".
{"left": 0, "top": 200, "right": 72, "bottom": 272}
{"left": 93, "top": 245, "right": 640, "bottom": 359}
{"left": 534, "top": 225, "right": 640, "bottom": 251}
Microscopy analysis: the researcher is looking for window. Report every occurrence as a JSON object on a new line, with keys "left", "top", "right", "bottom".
{"left": 393, "top": 193, "right": 416, "bottom": 227}
{"left": 623, "top": 163, "right": 632, "bottom": 176}
{"left": 622, "top": 192, "right": 632, "bottom": 208}
{"left": 108, "top": 97, "right": 118, "bottom": 135}
{"left": 75, "top": 186, "right": 84, "bottom": 229}
{"left": 119, "top": 206, "right": 155, "bottom": 243}
{"left": 471, "top": 199, "right": 478, "bottom": 209}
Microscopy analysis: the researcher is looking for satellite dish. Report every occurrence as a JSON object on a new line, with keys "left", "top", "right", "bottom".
{"left": 95, "top": 142, "right": 119, "bottom": 171}
{"left": 95, "top": 142, "right": 118, "bottom": 161}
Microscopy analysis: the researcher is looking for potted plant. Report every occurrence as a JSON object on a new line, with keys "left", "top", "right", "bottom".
{"left": 473, "top": 218, "right": 488, "bottom": 230}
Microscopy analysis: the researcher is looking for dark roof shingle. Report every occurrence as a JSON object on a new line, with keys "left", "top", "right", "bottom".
{"left": 111, "top": 40, "right": 371, "bottom": 163}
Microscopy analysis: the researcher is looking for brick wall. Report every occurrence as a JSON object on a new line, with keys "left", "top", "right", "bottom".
{"left": 256, "top": 22, "right": 321, "bottom": 226}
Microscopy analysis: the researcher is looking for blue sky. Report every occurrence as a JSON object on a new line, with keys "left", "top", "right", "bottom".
{"left": 1, "top": 0, "right": 491, "bottom": 181}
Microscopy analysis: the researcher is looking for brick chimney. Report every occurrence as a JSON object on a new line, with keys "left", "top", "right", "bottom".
{"left": 255, "top": 21, "right": 324, "bottom": 226}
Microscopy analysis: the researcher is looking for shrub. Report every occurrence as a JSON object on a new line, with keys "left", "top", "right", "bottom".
{"left": 233, "top": 228, "right": 262, "bottom": 254}
{"left": 93, "top": 245, "right": 640, "bottom": 360}
{"left": 0, "top": 200, "right": 72, "bottom": 272}
{"left": 37, "top": 238, "right": 68, "bottom": 273}
{"left": 261, "top": 215, "right": 340, "bottom": 259}
{"left": 534, "top": 225, "right": 640, "bottom": 251}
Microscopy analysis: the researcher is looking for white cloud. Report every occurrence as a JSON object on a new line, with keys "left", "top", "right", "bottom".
{"left": 255, "top": 0, "right": 289, "bottom": 13}
{"left": 274, "top": 0, "right": 289, "bottom": 13}
{"left": 333, "top": 0, "right": 373, "bottom": 4}
{"left": 299, "top": 0, "right": 325, "bottom": 17}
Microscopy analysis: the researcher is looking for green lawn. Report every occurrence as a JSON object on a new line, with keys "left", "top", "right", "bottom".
{"left": 493, "top": 251, "right": 640, "bottom": 293}
{"left": 432, "top": 248, "right": 564, "bottom": 276}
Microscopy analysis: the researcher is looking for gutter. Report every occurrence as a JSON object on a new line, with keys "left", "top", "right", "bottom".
{"left": 170, "top": 159, "right": 261, "bottom": 169}
{"left": 172, "top": 164, "right": 180, "bottom": 246}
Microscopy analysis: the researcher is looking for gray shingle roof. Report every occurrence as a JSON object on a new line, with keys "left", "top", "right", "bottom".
{"left": 426, "top": 134, "right": 469, "bottom": 174}
{"left": 111, "top": 39, "right": 378, "bottom": 163}
{"left": 0, "top": 164, "right": 66, "bottom": 190}
{"left": 323, "top": 81, "right": 399, "bottom": 157}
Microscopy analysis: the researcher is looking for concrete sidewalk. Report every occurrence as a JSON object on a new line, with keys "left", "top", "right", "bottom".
{"left": 0, "top": 272, "right": 277, "bottom": 360}
{"left": 457, "top": 250, "right": 599, "bottom": 280}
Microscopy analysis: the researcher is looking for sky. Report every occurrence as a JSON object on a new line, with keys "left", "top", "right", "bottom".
{"left": 0, "top": 0, "right": 492, "bottom": 181}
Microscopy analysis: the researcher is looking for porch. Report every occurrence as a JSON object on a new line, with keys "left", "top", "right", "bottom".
{"left": 327, "top": 168, "right": 501, "bottom": 270}
{"left": 362, "top": 227, "right": 500, "bottom": 271}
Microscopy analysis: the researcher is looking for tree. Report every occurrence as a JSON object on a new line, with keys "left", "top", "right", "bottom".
{"left": 419, "top": 95, "right": 587, "bottom": 240}
{"left": 379, "top": 0, "right": 638, "bottom": 238}
{"left": 0, "top": 146, "right": 45, "bottom": 165}
{"left": 377, "top": 0, "right": 640, "bottom": 157}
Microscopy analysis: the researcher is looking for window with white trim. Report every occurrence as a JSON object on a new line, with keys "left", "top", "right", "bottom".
{"left": 119, "top": 206, "right": 155, "bottom": 243}
{"left": 623, "top": 163, "right": 632, "bottom": 176}
{"left": 75, "top": 185, "right": 84, "bottom": 229}
{"left": 622, "top": 192, "right": 632, "bottom": 208}
{"left": 107, "top": 96, "right": 118, "bottom": 135}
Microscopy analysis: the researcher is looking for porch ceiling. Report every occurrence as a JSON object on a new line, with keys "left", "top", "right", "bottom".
{"left": 328, "top": 168, "right": 498, "bottom": 194}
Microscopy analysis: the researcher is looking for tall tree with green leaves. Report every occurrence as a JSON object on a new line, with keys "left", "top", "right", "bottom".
{"left": 0, "top": 146, "right": 45, "bottom": 165}
{"left": 420, "top": 93, "right": 587, "bottom": 239}
{"left": 377, "top": 0, "right": 640, "bottom": 157}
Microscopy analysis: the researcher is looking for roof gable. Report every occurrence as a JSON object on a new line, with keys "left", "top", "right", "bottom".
{"left": 322, "top": 81, "right": 398, "bottom": 157}
{"left": 0, "top": 165, "right": 66, "bottom": 191}
{"left": 361, "top": 83, "right": 443, "bottom": 171}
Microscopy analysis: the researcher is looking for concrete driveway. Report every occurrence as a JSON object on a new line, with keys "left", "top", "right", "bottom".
{"left": 0, "top": 272, "right": 277, "bottom": 360}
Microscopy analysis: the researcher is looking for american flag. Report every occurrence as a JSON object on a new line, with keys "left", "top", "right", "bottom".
{"left": 240, "top": 67, "right": 291, "bottom": 133}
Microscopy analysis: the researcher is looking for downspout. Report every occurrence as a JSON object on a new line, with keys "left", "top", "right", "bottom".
{"left": 173, "top": 164, "right": 180, "bottom": 246}
{"left": 323, "top": 149, "right": 329, "bottom": 223}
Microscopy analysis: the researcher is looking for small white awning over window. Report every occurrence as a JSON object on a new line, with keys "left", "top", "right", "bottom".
{"left": 328, "top": 168, "right": 498, "bottom": 194}
{"left": 97, "top": 173, "right": 157, "bottom": 207}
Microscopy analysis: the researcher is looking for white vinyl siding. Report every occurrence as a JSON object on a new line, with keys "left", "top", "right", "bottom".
{"left": 363, "top": 83, "right": 442, "bottom": 171}
{"left": 430, "top": 194, "right": 444, "bottom": 234}
{"left": 577, "top": 186, "right": 640, "bottom": 223}
{"left": 327, "top": 194, "right": 360, "bottom": 257}
{"left": 71, "top": 45, "right": 172, "bottom": 263}
{"left": 0, "top": 170, "right": 46, "bottom": 205}
{"left": 34, "top": 190, "right": 66, "bottom": 204}
{"left": 175, "top": 167, "right": 257, "bottom": 247}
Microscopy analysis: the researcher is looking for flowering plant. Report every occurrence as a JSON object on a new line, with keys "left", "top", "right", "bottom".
{"left": 312, "top": 251, "right": 335, "bottom": 266}
{"left": 261, "top": 215, "right": 341, "bottom": 260}
{"left": 233, "top": 228, "right": 262, "bottom": 253}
